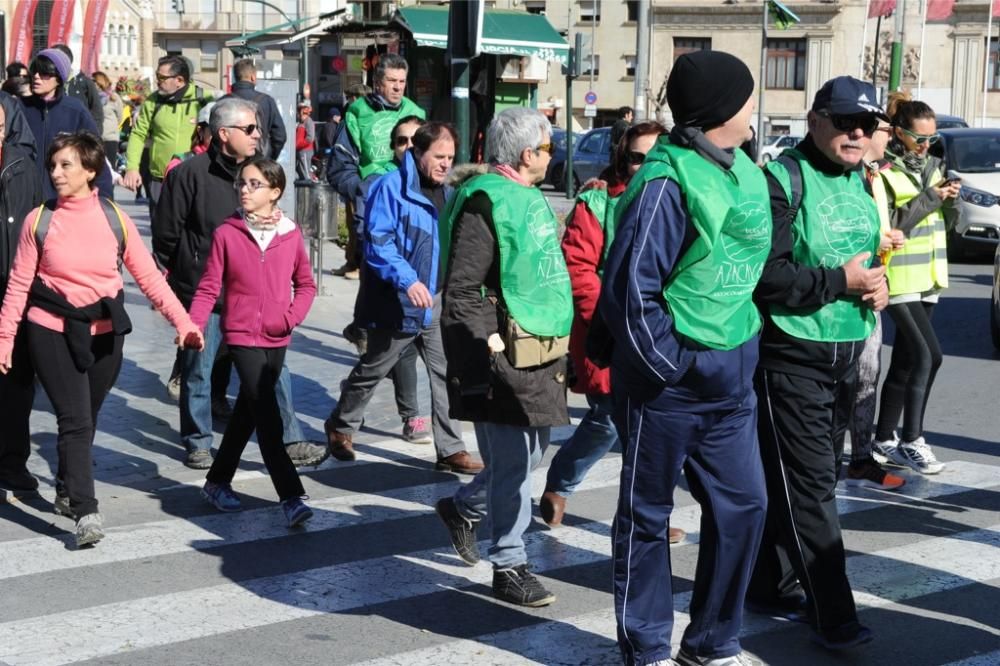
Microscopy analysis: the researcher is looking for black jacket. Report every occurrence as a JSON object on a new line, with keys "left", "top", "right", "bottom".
{"left": 0, "top": 91, "right": 38, "bottom": 160}
{"left": 66, "top": 73, "right": 104, "bottom": 129}
{"left": 0, "top": 144, "right": 43, "bottom": 304}
{"left": 441, "top": 191, "right": 568, "bottom": 428}
{"left": 224, "top": 81, "right": 286, "bottom": 160}
{"left": 152, "top": 142, "right": 241, "bottom": 308}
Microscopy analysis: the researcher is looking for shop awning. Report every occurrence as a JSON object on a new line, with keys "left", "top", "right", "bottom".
{"left": 393, "top": 6, "right": 569, "bottom": 65}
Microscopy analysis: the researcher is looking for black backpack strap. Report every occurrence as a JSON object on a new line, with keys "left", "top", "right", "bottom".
{"left": 775, "top": 154, "right": 804, "bottom": 225}
{"left": 31, "top": 199, "right": 59, "bottom": 252}
{"left": 99, "top": 197, "right": 128, "bottom": 270}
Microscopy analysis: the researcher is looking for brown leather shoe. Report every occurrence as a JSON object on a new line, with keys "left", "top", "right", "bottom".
{"left": 435, "top": 451, "right": 484, "bottom": 475}
{"left": 326, "top": 428, "right": 356, "bottom": 461}
{"left": 668, "top": 527, "right": 686, "bottom": 544}
{"left": 539, "top": 491, "right": 566, "bottom": 527}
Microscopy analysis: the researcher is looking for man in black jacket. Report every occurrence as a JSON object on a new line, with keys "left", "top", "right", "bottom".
{"left": 52, "top": 44, "right": 103, "bottom": 129}
{"left": 223, "top": 59, "right": 286, "bottom": 160}
{"left": 0, "top": 90, "right": 37, "bottom": 160}
{"left": 153, "top": 97, "right": 326, "bottom": 470}
{"left": 0, "top": 102, "right": 44, "bottom": 497}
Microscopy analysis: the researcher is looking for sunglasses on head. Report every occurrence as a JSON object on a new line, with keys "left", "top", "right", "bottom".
{"left": 626, "top": 150, "right": 647, "bottom": 166}
{"left": 225, "top": 124, "right": 258, "bottom": 136}
{"left": 899, "top": 126, "right": 940, "bottom": 145}
{"left": 394, "top": 135, "right": 414, "bottom": 148}
{"left": 818, "top": 111, "right": 879, "bottom": 135}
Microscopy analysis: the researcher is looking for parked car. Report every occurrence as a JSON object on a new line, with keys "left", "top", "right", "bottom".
{"left": 936, "top": 114, "right": 969, "bottom": 130}
{"left": 546, "top": 127, "right": 611, "bottom": 191}
{"left": 758, "top": 134, "right": 802, "bottom": 163}
{"left": 544, "top": 128, "right": 581, "bottom": 189}
{"left": 992, "top": 245, "right": 1000, "bottom": 349}
{"left": 932, "top": 128, "right": 1000, "bottom": 260}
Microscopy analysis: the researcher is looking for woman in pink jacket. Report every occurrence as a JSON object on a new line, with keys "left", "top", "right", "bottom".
{"left": 0, "top": 132, "right": 204, "bottom": 548}
{"left": 189, "top": 157, "right": 317, "bottom": 527}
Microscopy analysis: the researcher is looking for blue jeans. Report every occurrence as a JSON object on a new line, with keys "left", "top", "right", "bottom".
{"left": 181, "top": 313, "right": 306, "bottom": 451}
{"left": 546, "top": 393, "right": 617, "bottom": 496}
{"left": 454, "top": 422, "right": 550, "bottom": 568}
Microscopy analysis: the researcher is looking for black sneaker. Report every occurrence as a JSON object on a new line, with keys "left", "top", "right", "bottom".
{"left": 435, "top": 497, "right": 480, "bottom": 565}
{"left": 54, "top": 492, "right": 76, "bottom": 519}
{"left": 492, "top": 564, "right": 556, "bottom": 607}
{"left": 745, "top": 592, "right": 809, "bottom": 623}
{"left": 811, "top": 621, "right": 874, "bottom": 650}
{"left": 0, "top": 468, "right": 39, "bottom": 492}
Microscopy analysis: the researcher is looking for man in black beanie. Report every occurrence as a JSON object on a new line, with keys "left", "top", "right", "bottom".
{"left": 599, "top": 50, "right": 769, "bottom": 666}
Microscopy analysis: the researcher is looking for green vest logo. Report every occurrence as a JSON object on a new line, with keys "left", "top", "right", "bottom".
{"left": 717, "top": 201, "right": 770, "bottom": 294}
{"left": 526, "top": 197, "right": 569, "bottom": 284}
{"left": 816, "top": 192, "right": 875, "bottom": 268}
{"left": 364, "top": 114, "right": 399, "bottom": 166}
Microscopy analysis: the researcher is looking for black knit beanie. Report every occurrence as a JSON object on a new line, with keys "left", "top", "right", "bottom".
{"left": 667, "top": 51, "right": 755, "bottom": 130}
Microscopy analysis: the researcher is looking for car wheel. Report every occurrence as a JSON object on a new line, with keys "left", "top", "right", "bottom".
{"left": 991, "top": 297, "right": 1000, "bottom": 351}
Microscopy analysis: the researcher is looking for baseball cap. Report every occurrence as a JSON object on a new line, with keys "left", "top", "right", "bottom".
{"left": 812, "top": 76, "right": 889, "bottom": 120}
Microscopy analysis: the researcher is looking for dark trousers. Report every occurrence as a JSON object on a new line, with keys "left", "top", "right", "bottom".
{"left": 103, "top": 141, "right": 119, "bottom": 173}
{"left": 206, "top": 346, "right": 304, "bottom": 501}
{"left": 28, "top": 323, "right": 124, "bottom": 517}
{"left": 343, "top": 199, "right": 360, "bottom": 271}
{"left": 876, "top": 301, "right": 942, "bottom": 443}
{"left": 171, "top": 343, "right": 233, "bottom": 402}
{"left": 750, "top": 367, "right": 859, "bottom": 633}
{"left": 0, "top": 327, "right": 36, "bottom": 476}
{"left": 612, "top": 386, "right": 767, "bottom": 665}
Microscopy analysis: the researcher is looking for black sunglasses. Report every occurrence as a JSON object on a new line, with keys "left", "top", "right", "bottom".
{"left": 818, "top": 111, "right": 879, "bottom": 135}
{"left": 225, "top": 124, "right": 258, "bottom": 136}
{"left": 393, "top": 135, "right": 413, "bottom": 148}
{"left": 626, "top": 150, "right": 647, "bottom": 166}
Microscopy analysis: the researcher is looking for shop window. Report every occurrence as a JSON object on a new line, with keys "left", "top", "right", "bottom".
{"left": 766, "top": 38, "right": 806, "bottom": 90}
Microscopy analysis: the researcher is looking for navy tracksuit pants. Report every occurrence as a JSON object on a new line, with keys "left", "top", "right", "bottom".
{"left": 611, "top": 385, "right": 767, "bottom": 666}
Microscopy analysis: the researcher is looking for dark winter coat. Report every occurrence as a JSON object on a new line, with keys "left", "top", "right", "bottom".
{"left": 0, "top": 144, "right": 43, "bottom": 304}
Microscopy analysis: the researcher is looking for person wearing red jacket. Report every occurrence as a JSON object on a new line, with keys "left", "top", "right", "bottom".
{"left": 188, "top": 157, "right": 317, "bottom": 528}
{"left": 541, "top": 122, "right": 684, "bottom": 547}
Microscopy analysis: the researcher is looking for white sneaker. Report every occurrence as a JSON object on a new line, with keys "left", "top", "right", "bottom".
{"left": 870, "top": 432, "right": 899, "bottom": 465}
{"left": 75, "top": 513, "right": 105, "bottom": 548}
{"left": 674, "top": 649, "right": 761, "bottom": 666}
{"left": 888, "top": 437, "right": 945, "bottom": 474}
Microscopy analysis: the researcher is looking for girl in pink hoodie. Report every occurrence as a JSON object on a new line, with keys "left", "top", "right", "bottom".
{"left": 0, "top": 132, "right": 204, "bottom": 549}
{"left": 188, "top": 157, "right": 317, "bottom": 527}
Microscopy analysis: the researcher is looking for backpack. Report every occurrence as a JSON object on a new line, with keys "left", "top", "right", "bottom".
{"left": 32, "top": 198, "right": 128, "bottom": 270}
{"left": 774, "top": 154, "right": 804, "bottom": 225}
{"left": 150, "top": 85, "right": 208, "bottom": 124}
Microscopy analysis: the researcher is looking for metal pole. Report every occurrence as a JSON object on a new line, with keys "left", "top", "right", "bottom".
{"left": 872, "top": 14, "right": 883, "bottom": 89}
{"left": 756, "top": 0, "right": 768, "bottom": 157}
{"left": 634, "top": 0, "right": 649, "bottom": 121}
{"left": 452, "top": 58, "right": 471, "bottom": 163}
{"left": 917, "top": 0, "right": 927, "bottom": 96}
{"left": 985, "top": 5, "right": 995, "bottom": 128}
{"left": 860, "top": 0, "right": 872, "bottom": 79}
{"left": 588, "top": 2, "right": 596, "bottom": 129}
{"left": 566, "top": 57, "right": 575, "bottom": 198}
{"left": 888, "top": 0, "right": 905, "bottom": 92}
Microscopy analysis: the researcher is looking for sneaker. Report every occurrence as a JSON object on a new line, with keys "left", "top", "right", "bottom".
{"left": 201, "top": 481, "right": 242, "bottom": 512}
{"left": 331, "top": 263, "right": 357, "bottom": 277}
{"left": 166, "top": 374, "right": 182, "bottom": 401}
{"left": 745, "top": 592, "right": 809, "bottom": 623}
{"left": 285, "top": 441, "right": 330, "bottom": 467}
{"left": 811, "top": 620, "right": 874, "bottom": 650}
{"left": 846, "top": 457, "right": 905, "bottom": 490}
{"left": 435, "top": 497, "right": 480, "bottom": 565}
{"left": 54, "top": 492, "right": 76, "bottom": 519}
{"left": 211, "top": 395, "right": 233, "bottom": 420}
{"left": 75, "top": 513, "right": 105, "bottom": 548}
{"left": 402, "top": 416, "right": 432, "bottom": 444}
{"left": 675, "top": 648, "right": 762, "bottom": 666}
{"left": 343, "top": 269, "right": 360, "bottom": 280}
{"left": 889, "top": 437, "right": 945, "bottom": 474}
{"left": 185, "top": 449, "right": 214, "bottom": 470}
{"left": 870, "top": 433, "right": 899, "bottom": 465}
{"left": 342, "top": 323, "right": 367, "bottom": 356}
{"left": 281, "top": 497, "right": 314, "bottom": 527}
{"left": 0, "top": 468, "right": 39, "bottom": 492}
{"left": 492, "top": 564, "right": 556, "bottom": 607}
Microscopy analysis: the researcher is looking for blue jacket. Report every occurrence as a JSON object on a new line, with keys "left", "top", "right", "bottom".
{"left": 358, "top": 150, "right": 451, "bottom": 334}
{"left": 599, "top": 176, "right": 758, "bottom": 412}
{"left": 21, "top": 92, "right": 114, "bottom": 201}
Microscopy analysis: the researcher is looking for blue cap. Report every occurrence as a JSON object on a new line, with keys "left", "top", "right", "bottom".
{"left": 812, "top": 76, "right": 889, "bottom": 120}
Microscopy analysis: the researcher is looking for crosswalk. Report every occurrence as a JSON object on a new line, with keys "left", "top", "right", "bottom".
{"left": 1, "top": 437, "right": 997, "bottom": 666}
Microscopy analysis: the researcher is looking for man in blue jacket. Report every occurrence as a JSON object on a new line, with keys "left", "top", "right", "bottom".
{"left": 324, "top": 122, "right": 482, "bottom": 475}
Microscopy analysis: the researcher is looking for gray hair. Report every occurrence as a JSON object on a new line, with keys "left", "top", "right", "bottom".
{"left": 485, "top": 107, "right": 552, "bottom": 167}
{"left": 374, "top": 54, "right": 409, "bottom": 84}
{"left": 210, "top": 97, "right": 258, "bottom": 139}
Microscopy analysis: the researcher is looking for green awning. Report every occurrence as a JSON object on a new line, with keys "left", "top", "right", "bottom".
{"left": 393, "top": 6, "right": 569, "bottom": 65}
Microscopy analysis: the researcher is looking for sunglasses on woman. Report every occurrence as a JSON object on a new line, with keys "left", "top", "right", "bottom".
{"left": 899, "top": 126, "right": 940, "bottom": 145}
{"left": 626, "top": 151, "right": 648, "bottom": 166}
{"left": 393, "top": 135, "right": 414, "bottom": 148}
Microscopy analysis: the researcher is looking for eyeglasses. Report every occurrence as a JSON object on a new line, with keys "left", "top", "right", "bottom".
{"left": 535, "top": 142, "right": 555, "bottom": 155}
{"left": 899, "top": 126, "right": 940, "bottom": 145}
{"left": 155, "top": 73, "right": 178, "bottom": 83}
{"left": 818, "top": 111, "right": 879, "bottom": 136}
{"left": 394, "top": 135, "right": 414, "bottom": 148}
{"left": 626, "top": 150, "right": 647, "bottom": 166}
{"left": 225, "top": 124, "right": 259, "bottom": 136}
{"left": 234, "top": 178, "right": 268, "bottom": 192}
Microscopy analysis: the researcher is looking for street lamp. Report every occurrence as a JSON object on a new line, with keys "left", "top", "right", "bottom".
{"left": 234, "top": 0, "right": 308, "bottom": 99}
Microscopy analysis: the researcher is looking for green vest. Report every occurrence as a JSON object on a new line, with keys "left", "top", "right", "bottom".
{"left": 880, "top": 166, "right": 949, "bottom": 295}
{"left": 345, "top": 96, "right": 425, "bottom": 180}
{"left": 441, "top": 173, "right": 573, "bottom": 337}
{"left": 574, "top": 187, "right": 621, "bottom": 272}
{"left": 614, "top": 139, "right": 772, "bottom": 350}
{"left": 767, "top": 150, "right": 880, "bottom": 342}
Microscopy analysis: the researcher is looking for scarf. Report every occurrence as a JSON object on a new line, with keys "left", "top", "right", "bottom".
{"left": 886, "top": 137, "right": 927, "bottom": 175}
{"left": 492, "top": 163, "right": 533, "bottom": 187}
{"left": 242, "top": 207, "right": 283, "bottom": 232}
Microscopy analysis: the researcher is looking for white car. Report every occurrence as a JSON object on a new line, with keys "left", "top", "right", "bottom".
{"left": 992, "top": 245, "right": 1000, "bottom": 349}
{"left": 758, "top": 135, "right": 802, "bottom": 163}
{"left": 934, "top": 128, "right": 1000, "bottom": 260}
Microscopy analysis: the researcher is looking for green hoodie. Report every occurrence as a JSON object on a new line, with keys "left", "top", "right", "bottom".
{"left": 126, "top": 84, "right": 212, "bottom": 179}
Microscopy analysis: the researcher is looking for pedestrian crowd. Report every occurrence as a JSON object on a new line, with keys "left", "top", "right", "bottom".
{"left": 0, "top": 47, "right": 962, "bottom": 666}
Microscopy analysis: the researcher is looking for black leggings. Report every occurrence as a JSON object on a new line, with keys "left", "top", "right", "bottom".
{"left": 875, "top": 301, "right": 942, "bottom": 443}
{"left": 206, "top": 346, "right": 304, "bottom": 501}
{"left": 28, "top": 323, "right": 124, "bottom": 517}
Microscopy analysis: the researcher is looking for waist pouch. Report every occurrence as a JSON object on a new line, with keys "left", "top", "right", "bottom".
{"left": 499, "top": 303, "right": 569, "bottom": 369}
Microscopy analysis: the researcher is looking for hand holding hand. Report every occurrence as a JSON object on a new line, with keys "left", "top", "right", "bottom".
{"left": 175, "top": 329, "right": 205, "bottom": 351}
{"left": 843, "top": 253, "right": 886, "bottom": 294}
{"left": 122, "top": 170, "right": 143, "bottom": 192}
{"left": 862, "top": 279, "right": 890, "bottom": 312}
{"left": 888, "top": 229, "right": 906, "bottom": 249}
{"left": 406, "top": 281, "right": 434, "bottom": 309}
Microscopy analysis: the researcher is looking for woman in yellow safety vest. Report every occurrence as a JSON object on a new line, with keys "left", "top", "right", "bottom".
{"left": 872, "top": 91, "right": 960, "bottom": 476}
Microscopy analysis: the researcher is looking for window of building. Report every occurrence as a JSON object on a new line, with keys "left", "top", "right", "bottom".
{"left": 200, "top": 41, "right": 219, "bottom": 72}
{"left": 990, "top": 37, "right": 1000, "bottom": 91}
{"left": 673, "top": 37, "right": 711, "bottom": 61}
{"left": 624, "top": 54, "right": 636, "bottom": 77}
{"left": 579, "top": 0, "right": 601, "bottom": 23}
{"left": 128, "top": 26, "right": 137, "bottom": 58}
{"left": 626, "top": 1, "right": 639, "bottom": 22}
{"left": 766, "top": 38, "right": 806, "bottom": 90}
{"left": 524, "top": 0, "right": 546, "bottom": 14}
{"left": 581, "top": 53, "right": 600, "bottom": 77}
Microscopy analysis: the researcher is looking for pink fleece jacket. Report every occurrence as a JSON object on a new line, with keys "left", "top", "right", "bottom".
{"left": 0, "top": 190, "right": 198, "bottom": 361}
{"left": 188, "top": 214, "right": 316, "bottom": 347}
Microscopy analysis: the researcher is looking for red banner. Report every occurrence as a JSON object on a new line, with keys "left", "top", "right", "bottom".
{"left": 994, "top": 0, "right": 1000, "bottom": 18}
{"left": 868, "top": 0, "right": 896, "bottom": 19}
{"left": 926, "top": 0, "right": 956, "bottom": 20}
{"left": 8, "top": 0, "right": 39, "bottom": 65}
{"left": 80, "top": 0, "right": 111, "bottom": 75}
{"left": 47, "top": 0, "right": 77, "bottom": 47}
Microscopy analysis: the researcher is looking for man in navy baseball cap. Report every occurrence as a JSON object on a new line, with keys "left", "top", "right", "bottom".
{"left": 812, "top": 76, "right": 890, "bottom": 121}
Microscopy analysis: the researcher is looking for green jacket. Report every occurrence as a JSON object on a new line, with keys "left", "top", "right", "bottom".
{"left": 126, "top": 84, "right": 212, "bottom": 179}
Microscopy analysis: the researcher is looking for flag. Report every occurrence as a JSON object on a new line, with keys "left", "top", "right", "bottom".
{"left": 994, "top": 0, "right": 1000, "bottom": 18}
{"left": 80, "top": 0, "right": 111, "bottom": 75}
{"left": 767, "top": 0, "right": 800, "bottom": 30}
{"left": 48, "top": 0, "right": 77, "bottom": 47}
{"left": 868, "top": 0, "right": 896, "bottom": 19}
{"left": 926, "top": 0, "right": 956, "bottom": 20}
{"left": 8, "top": 0, "right": 39, "bottom": 65}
